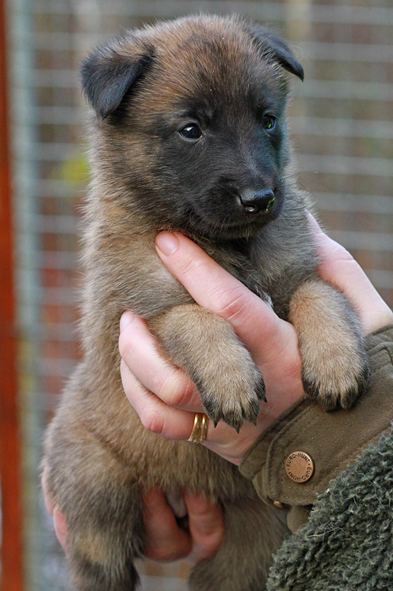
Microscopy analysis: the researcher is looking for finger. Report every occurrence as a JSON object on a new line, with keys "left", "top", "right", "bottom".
{"left": 310, "top": 214, "right": 393, "bottom": 333}
{"left": 120, "top": 354, "right": 250, "bottom": 450}
{"left": 42, "top": 465, "right": 68, "bottom": 551}
{"left": 53, "top": 506, "right": 68, "bottom": 552}
{"left": 119, "top": 307, "right": 301, "bottom": 450}
{"left": 155, "top": 232, "right": 294, "bottom": 368}
{"left": 184, "top": 492, "right": 225, "bottom": 564}
{"left": 119, "top": 311, "right": 300, "bottom": 431}
{"left": 120, "top": 358, "right": 200, "bottom": 439}
{"left": 41, "top": 466, "right": 55, "bottom": 515}
{"left": 119, "top": 312, "right": 200, "bottom": 410}
{"left": 142, "top": 488, "right": 191, "bottom": 562}
{"left": 119, "top": 331, "right": 300, "bottom": 463}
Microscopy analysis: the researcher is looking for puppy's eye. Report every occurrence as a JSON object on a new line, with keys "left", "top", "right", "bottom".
{"left": 179, "top": 123, "right": 202, "bottom": 141}
{"left": 262, "top": 115, "right": 277, "bottom": 132}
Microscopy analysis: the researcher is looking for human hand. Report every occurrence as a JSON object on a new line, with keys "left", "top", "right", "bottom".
{"left": 41, "top": 466, "right": 224, "bottom": 564}
{"left": 41, "top": 466, "right": 68, "bottom": 553}
{"left": 143, "top": 489, "right": 224, "bottom": 564}
{"left": 119, "top": 234, "right": 303, "bottom": 464}
{"left": 119, "top": 216, "right": 393, "bottom": 465}
{"left": 309, "top": 215, "right": 393, "bottom": 334}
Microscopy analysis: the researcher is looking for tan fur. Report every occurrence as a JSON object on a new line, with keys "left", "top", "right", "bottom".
{"left": 289, "top": 279, "right": 367, "bottom": 410}
{"left": 43, "top": 15, "right": 368, "bottom": 591}
{"left": 148, "top": 305, "right": 264, "bottom": 429}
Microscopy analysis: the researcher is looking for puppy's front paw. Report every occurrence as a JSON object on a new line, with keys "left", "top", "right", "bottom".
{"left": 151, "top": 304, "right": 265, "bottom": 432}
{"left": 197, "top": 347, "right": 265, "bottom": 432}
{"left": 290, "top": 279, "right": 370, "bottom": 411}
{"left": 301, "top": 339, "right": 369, "bottom": 411}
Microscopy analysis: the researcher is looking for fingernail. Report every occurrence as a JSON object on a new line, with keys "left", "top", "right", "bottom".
{"left": 156, "top": 232, "right": 179, "bottom": 256}
{"left": 119, "top": 311, "right": 135, "bottom": 333}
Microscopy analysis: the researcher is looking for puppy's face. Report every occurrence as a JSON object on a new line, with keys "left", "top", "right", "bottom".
{"left": 82, "top": 16, "right": 303, "bottom": 239}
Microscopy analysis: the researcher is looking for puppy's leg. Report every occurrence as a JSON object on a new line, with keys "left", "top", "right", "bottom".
{"left": 148, "top": 304, "right": 265, "bottom": 431}
{"left": 289, "top": 278, "right": 369, "bottom": 410}
{"left": 45, "top": 419, "right": 143, "bottom": 591}
{"left": 189, "top": 497, "right": 288, "bottom": 591}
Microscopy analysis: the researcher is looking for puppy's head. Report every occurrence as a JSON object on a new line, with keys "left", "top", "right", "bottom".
{"left": 82, "top": 15, "right": 304, "bottom": 239}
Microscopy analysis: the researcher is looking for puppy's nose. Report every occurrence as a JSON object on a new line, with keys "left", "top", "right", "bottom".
{"left": 240, "top": 189, "right": 275, "bottom": 214}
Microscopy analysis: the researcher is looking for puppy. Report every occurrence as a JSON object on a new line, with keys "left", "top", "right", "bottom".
{"left": 43, "top": 14, "right": 369, "bottom": 591}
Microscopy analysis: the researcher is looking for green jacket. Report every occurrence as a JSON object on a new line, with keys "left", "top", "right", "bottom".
{"left": 240, "top": 324, "right": 393, "bottom": 590}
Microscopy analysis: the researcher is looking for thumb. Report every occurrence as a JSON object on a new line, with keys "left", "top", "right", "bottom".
{"left": 310, "top": 214, "right": 393, "bottom": 334}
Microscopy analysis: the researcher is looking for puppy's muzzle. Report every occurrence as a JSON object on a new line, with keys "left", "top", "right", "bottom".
{"left": 240, "top": 189, "right": 275, "bottom": 215}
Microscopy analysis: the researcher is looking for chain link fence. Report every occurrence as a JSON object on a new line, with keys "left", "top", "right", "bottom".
{"left": 5, "top": 0, "right": 393, "bottom": 589}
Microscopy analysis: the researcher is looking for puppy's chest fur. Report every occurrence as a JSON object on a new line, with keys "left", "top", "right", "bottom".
{"left": 85, "top": 196, "right": 315, "bottom": 329}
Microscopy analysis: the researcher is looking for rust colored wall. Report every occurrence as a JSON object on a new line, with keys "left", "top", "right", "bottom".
{"left": 0, "top": 0, "right": 24, "bottom": 588}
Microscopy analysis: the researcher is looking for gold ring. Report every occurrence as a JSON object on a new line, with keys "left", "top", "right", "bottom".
{"left": 187, "top": 413, "right": 209, "bottom": 444}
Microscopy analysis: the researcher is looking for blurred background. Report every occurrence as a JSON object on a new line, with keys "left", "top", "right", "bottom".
{"left": 0, "top": 0, "right": 392, "bottom": 589}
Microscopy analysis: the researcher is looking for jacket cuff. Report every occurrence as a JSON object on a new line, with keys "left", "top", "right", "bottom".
{"left": 239, "top": 324, "right": 393, "bottom": 510}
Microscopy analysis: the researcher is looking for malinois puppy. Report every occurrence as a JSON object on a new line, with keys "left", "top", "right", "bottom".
{"left": 43, "top": 14, "right": 369, "bottom": 591}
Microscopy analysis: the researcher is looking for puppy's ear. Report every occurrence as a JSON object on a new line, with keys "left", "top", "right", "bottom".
{"left": 81, "top": 38, "right": 155, "bottom": 119}
{"left": 247, "top": 24, "right": 304, "bottom": 81}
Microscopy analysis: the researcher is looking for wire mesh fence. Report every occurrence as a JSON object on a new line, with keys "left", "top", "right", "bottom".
{"left": 4, "top": 0, "right": 393, "bottom": 589}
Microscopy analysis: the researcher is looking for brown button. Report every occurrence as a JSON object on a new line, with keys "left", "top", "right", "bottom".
{"left": 285, "top": 451, "right": 314, "bottom": 483}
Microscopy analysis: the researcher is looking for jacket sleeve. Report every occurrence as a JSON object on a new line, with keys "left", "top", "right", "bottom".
{"left": 239, "top": 323, "right": 393, "bottom": 533}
